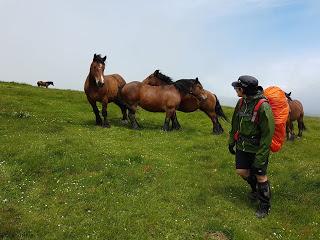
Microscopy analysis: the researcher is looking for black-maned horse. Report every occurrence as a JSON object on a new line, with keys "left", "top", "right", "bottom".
{"left": 84, "top": 54, "right": 128, "bottom": 127}
{"left": 285, "top": 92, "right": 306, "bottom": 140}
{"left": 121, "top": 75, "right": 207, "bottom": 131}
{"left": 143, "top": 70, "right": 227, "bottom": 134}
{"left": 37, "top": 81, "right": 54, "bottom": 88}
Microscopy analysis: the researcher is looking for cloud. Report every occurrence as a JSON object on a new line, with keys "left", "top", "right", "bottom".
{"left": 0, "top": 0, "right": 319, "bottom": 114}
{"left": 203, "top": 50, "right": 320, "bottom": 114}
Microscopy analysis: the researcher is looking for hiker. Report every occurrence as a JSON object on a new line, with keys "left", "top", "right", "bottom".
{"left": 228, "top": 75, "right": 275, "bottom": 218}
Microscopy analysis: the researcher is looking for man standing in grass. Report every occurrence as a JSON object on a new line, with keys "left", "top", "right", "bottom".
{"left": 228, "top": 75, "right": 275, "bottom": 218}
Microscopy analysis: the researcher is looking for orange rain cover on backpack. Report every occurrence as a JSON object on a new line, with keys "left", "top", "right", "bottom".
{"left": 264, "top": 86, "right": 289, "bottom": 152}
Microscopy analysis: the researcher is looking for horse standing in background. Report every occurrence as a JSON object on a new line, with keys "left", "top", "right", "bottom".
{"left": 285, "top": 92, "right": 306, "bottom": 140}
{"left": 121, "top": 75, "right": 207, "bottom": 131}
{"left": 37, "top": 81, "right": 54, "bottom": 88}
{"left": 84, "top": 54, "right": 128, "bottom": 127}
{"left": 143, "top": 70, "right": 228, "bottom": 134}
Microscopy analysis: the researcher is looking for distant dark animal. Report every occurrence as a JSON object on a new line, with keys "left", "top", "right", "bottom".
{"left": 37, "top": 81, "right": 54, "bottom": 88}
{"left": 142, "top": 70, "right": 227, "bottom": 134}
{"left": 285, "top": 92, "right": 306, "bottom": 140}
{"left": 84, "top": 54, "right": 128, "bottom": 127}
{"left": 121, "top": 73, "right": 207, "bottom": 131}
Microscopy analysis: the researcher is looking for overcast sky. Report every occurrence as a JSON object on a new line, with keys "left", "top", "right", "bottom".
{"left": 1, "top": 0, "right": 319, "bottom": 115}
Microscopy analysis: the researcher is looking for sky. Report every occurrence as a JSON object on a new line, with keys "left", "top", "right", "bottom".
{"left": 0, "top": 0, "right": 319, "bottom": 115}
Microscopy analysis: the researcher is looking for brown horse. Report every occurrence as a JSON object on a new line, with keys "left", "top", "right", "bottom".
{"left": 285, "top": 92, "right": 306, "bottom": 140}
{"left": 143, "top": 70, "right": 228, "bottom": 134}
{"left": 37, "top": 81, "right": 54, "bottom": 88}
{"left": 84, "top": 54, "right": 128, "bottom": 127}
{"left": 121, "top": 75, "right": 207, "bottom": 131}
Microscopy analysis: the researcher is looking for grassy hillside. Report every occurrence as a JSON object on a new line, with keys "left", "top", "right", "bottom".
{"left": 0, "top": 81, "right": 319, "bottom": 240}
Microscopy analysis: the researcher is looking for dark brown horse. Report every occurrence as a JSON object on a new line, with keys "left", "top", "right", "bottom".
{"left": 84, "top": 54, "right": 128, "bottom": 127}
{"left": 121, "top": 75, "right": 207, "bottom": 131}
{"left": 37, "top": 81, "right": 54, "bottom": 88}
{"left": 285, "top": 92, "right": 306, "bottom": 140}
{"left": 143, "top": 70, "right": 228, "bottom": 134}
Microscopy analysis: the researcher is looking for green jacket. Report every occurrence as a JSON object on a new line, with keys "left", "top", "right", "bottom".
{"left": 228, "top": 92, "right": 275, "bottom": 167}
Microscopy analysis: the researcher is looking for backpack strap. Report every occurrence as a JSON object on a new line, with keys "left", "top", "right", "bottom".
{"left": 251, "top": 99, "right": 268, "bottom": 123}
{"left": 233, "top": 98, "right": 244, "bottom": 141}
{"left": 238, "top": 98, "right": 243, "bottom": 110}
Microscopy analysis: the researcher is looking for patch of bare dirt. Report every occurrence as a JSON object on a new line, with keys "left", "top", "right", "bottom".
{"left": 204, "top": 231, "right": 229, "bottom": 240}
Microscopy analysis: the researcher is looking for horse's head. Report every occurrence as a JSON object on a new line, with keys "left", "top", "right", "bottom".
{"left": 143, "top": 70, "right": 173, "bottom": 86}
{"left": 90, "top": 54, "right": 106, "bottom": 88}
{"left": 174, "top": 78, "right": 207, "bottom": 101}
{"left": 285, "top": 92, "right": 292, "bottom": 101}
{"left": 190, "top": 78, "right": 207, "bottom": 101}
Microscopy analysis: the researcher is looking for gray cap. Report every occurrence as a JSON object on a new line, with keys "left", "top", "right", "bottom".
{"left": 232, "top": 75, "right": 259, "bottom": 89}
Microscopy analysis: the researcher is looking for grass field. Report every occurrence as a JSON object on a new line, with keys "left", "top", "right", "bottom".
{"left": 0, "top": 81, "right": 319, "bottom": 240}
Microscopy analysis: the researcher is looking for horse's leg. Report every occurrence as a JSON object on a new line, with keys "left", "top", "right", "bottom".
{"left": 87, "top": 97, "right": 102, "bottom": 125}
{"left": 202, "top": 109, "right": 223, "bottom": 134}
{"left": 163, "top": 109, "right": 174, "bottom": 131}
{"left": 101, "top": 98, "right": 110, "bottom": 128}
{"left": 171, "top": 112, "right": 181, "bottom": 130}
{"left": 289, "top": 121, "right": 295, "bottom": 141}
{"left": 286, "top": 122, "right": 290, "bottom": 140}
{"left": 297, "top": 117, "right": 304, "bottom": 137}
{"left": 128, "top": 105, "right": 140, "bottom": 129}
{"left": 114, "top": 99, "right": 128, "bottom": 123}
{"left": 216, "top": 117, "right": 224, "bottom": 134}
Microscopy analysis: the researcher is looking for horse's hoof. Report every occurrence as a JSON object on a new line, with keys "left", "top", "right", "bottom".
{"left": 102, "top": 123, "right": 111, "bottom": 128}
{"left": 121, "top": 119, "right": 129, "bottom": 124}
{"left": 213, "top": 128, "right": 223, "bottom": 135}
{"left": 131, "top": 125, "right": 140, "bottom": 130}
{"left": 213, "top": 131, "right": 223, "bottom": 135}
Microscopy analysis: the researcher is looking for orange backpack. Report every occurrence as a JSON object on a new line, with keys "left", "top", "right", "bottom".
{"left": 264, "top": 86, "right": 289, "bottom": 152}
{"left": 236, "top": 86, "right": 289, "bottom": 152}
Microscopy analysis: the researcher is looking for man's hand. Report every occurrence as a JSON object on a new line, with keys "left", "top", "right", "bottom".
{"left": 228, "top": 144, "right": 236, "bottom": 155}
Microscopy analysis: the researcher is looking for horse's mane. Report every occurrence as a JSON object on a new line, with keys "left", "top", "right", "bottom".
{"left": 173, "top": 78, "right": 200, "bottom": 94}
{"left": 46, "top": 81, "right": 53, "bottom": 85}
{"left": 154, "top": 70, "right": 173, "bottom": 84}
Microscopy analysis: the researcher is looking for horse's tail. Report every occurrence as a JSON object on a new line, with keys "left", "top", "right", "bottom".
{"left": 214, "top": 94, "right": 228, "bottom": 122}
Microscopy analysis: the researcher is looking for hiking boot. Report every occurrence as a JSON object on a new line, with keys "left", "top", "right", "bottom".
{"left": 255, "top": 203, "right": 270, "bottom": 218}
{"left": 248, "top": 191, "right": 258, "bottom": 201}
{"left": 256, "top": 181, "right": 271, "bottom": 218}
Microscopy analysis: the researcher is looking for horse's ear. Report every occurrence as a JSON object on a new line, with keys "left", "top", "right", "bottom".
{"left": 94, "top": 53, "right": 97, "bottom": 59}
{"left": 196, "top": 77, "right": 199, "bottom": 82}
{"left": 154, "top": 69, "right": 159, "bottom": 75}
{"left": 288, "top": 92, "right": 291, "bottom": 96}
{"left": 103, "top": 56, "right": 107, "bottom": 62}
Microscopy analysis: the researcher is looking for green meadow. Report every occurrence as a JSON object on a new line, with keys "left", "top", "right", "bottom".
{"left": 0, "top": 81, "right": 319, "bottom": 240}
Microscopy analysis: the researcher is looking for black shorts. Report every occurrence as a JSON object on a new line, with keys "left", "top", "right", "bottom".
{"left": 235, "top": 149, "right": 268, "bottom": 175}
